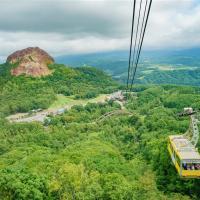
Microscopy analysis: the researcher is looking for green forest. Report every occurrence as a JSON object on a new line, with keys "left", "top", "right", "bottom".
{"left": 56, "top": 49, "right": 200, "bottom": 86}
{"left": 1, "top": 63, "right": 200, "bottom": 199}
{"left": 0, "top": 63, "right": 118, "bottom": 116}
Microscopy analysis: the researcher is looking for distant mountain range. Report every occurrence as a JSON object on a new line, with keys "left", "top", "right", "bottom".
{"left": 55, "top": 48, "right": 200, "bottom": 86}
{"left": 56, "top": 48, "right": 200, "bottom": 67}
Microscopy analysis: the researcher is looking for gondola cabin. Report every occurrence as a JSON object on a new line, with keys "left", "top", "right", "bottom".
{"left": 168, "top": 135, "right": 200, "bottom": 178}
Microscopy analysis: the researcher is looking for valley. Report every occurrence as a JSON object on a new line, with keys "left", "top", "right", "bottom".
{"left": 1, "top": 83, "right": 200, "bottom": 200}
{"left": 1, "top": 0, "right": 200, "bottom": 199}
{"left": 6, "top": 94, "right": 109, "bottom": 123}
{"left": 1, "top": 48, "right": 200, "bottom": 200}
{"left": 56, "top": 49, "right": 200, "bottom": 86}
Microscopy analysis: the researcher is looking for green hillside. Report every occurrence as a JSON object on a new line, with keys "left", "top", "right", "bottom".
{"left": 0, "top": 63, "right": 118, "bottom": 116}
{"left": 0, "top": 75, "right": 200, "bottom": 199}
{"left": 56, "top": 50, "right": 200, "bottom": 86}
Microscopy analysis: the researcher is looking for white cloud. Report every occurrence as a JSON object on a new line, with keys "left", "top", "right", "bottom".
{"left": 0, "top": 31, "right": 128, "bottom": 58}
{"left": 145, "top": 0, "right": 200, "bottom": 49}
{"left": 0, "top": 0, "right": 199, "bottom": 61}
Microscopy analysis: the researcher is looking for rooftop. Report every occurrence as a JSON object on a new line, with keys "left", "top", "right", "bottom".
{"left": 169, "top": 135, "right": 200, "bottom": 160}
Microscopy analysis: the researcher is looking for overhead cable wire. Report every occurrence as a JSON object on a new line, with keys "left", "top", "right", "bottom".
{"left": 130, "top": 0, "right": 149, "bottom": 90}
{"left": 130, "top": 0, "right": 152, "bottom": 90}
{"left": 129, "top": 0, "right": 143, "bottom": 86}
{"left": 126, "top": 0, "right": 136, "bottom": 94}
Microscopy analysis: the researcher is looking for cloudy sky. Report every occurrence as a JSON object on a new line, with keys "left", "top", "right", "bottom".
{"left": 0, "top": 0, "right": 199, "bottom": 61}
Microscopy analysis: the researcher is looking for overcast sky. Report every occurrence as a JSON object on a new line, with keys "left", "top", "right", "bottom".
{"left": 0, "top": 0, "right": 199, "bottom": 61}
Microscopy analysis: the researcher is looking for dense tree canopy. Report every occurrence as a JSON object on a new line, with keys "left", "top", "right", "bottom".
{"left": 0, "top": 63, "right": 118, "bottom": 116}
{"left": 0, "top": 63, "right": 200, "bottom": 199}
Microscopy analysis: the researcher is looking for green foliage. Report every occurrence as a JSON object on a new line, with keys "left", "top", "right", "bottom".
{"left": 0, "top": 168, "right": 49, "bottom": 200}
{"left": 0, "top": 63, "right": 118, "bottom": 116}
{"left": 56, "top": 49, "right": 200, "bottom": 87}
{"left": 0, "top": 68, "right": 200, "bottom": 200}
{"left": 137, "top": 69, "right": 200, "bottom": 86}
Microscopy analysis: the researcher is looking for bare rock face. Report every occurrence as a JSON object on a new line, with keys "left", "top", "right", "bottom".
{"left": 7, "top": 47, "right": 54, "bottom": 77}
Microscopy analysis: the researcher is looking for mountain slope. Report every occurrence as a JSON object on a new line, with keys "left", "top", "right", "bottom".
{"left": 1, "top": 48, "right": 200, "bottom": 199}
{"left": 0, "top": 62, "right": 118, "bottom": 116}
{"left": 0, "top": 85, "right": 199, "bottom": 199}
{"left": 7, "top": 47, "right": 54, "bottom": 77}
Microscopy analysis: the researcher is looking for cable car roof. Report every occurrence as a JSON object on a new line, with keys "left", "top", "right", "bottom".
{"left": 169, "top": 135, "right": 200, "bottom": 161}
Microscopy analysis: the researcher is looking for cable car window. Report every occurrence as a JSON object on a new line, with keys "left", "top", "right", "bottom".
{"left": 195, "top": 163, "right": 200, "bottom": 170}
{"left": 182, "top": 162, "right": 187, "bottom": 170}
{"left": 182, "top": 163, "right": 200, "bottom": 170}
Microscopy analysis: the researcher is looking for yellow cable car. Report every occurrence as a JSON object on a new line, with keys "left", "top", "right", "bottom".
{"left": 168, "top": 108, "right": 200, "bottom": 178}
{"left": 168, "top": 135, "right": 200, "bottom": 178}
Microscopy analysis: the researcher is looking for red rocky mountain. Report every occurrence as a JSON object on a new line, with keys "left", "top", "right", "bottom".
{"left": 7, "top": 47, "right": 54, "bottom": 77}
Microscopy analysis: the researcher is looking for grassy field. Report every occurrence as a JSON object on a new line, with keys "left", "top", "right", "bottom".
{"left": 7, "top": 94, "right": 109, "bottom": 123}
{"left": 49, "top": 94, "right": 108, "bottom": 109}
